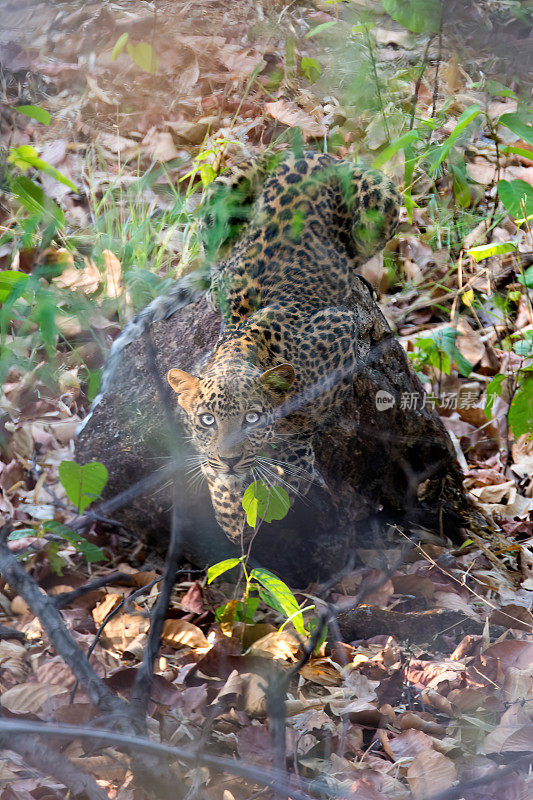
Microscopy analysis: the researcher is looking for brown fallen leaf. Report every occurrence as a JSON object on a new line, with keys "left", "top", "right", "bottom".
{"left": 102, "top": 249, "right": 123, "bottom": 298}
{"left": 300, "top": 657, "right": 341, "bottom": 686}
{"left": 1, "top": 682, "right": 67, "bottom": 715}
{"left": 180, "top": 581, "right": 204, "bottom": 615}
{"left": 387, "top": 729, "right": 436, "bottom": 760}
{"left": 447, "top": 686, "right": 488, "bottom": 713}
{"left": 166, "top": 116, "right": 217, "bottom": 145}
{"left": 422, "top": 689, "right": 454, "bottom": 717}
{"left": 0, "top": 640, "right": 29, "bottom": 683}
{"left": 391, "top": 573, "right": 436, "bottom": 601}
{"left": 490, "top": 604, "right": 533, "bottom": 633}
{"left": 398, "top": 711, "right": 447, "bottom": 737}
{"left": 456, "top": 317, "right": 485, "bottom": 368}
{"left": 161, "top": 619, "right": 209, "bottom": 650}
{"left": 141, "top": 127, "right": 180, "bottom": 162}
{"left": 265, "top": 99, "right": 327, "bottom": 139}
{"left": 92, "top": 593, "right": 123, "bottom": 626}
{"left": 237, "top": 724, "right": 272, "bottom": 767}
{"left": 92, "top": 594, "right": 149, "bottom": 650}
{"left": 503, "top": 665, "right": 533, "bottom": 706}
{"left": 86, "top": 74, "right": 115, "bottom": 105}
{"left": 407, "top": 748, "right": 457, "bottom": 799}
{"left": 247, "top": 630, "right": 301, "bottom": 661}
{"left": 97, "top": 131, "right": 141, "bottom": 160}
{"left": 53, "top": 258, "right": 100, "bottom": 294}
{"left": 484, "top": 704, "right": 533, "bottom": 754}
{"left": 70, "top": 752, "right": 129, "bottom": 782}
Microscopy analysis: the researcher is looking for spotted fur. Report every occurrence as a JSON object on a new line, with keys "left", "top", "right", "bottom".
{"left": 168, "top": 152, "right": 400, "bottom": 542}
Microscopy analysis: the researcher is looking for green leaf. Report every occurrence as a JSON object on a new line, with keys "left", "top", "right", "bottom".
{"left": 0, "top": 270, "right": 29, "bottom": 302}
{"left": 242, "top": 481, "right": 290, "bottom": 527}
{"left": 429, "top": 105, "right": 481, "bottom": 171}
{"left": 485, "top": 373, "right": 506, "bottom": 418}
{"left": 497, "top": 179, "right": 533, "bottom": 220}
{"left": 111, "top": 32, "right": 129, "bottom": 60}
{"left": 450, "top": 163, "right": 471, "bottom": 209}
{"left": 300, "top": 57, "right": 321, "bottom": 83}
{"left": 308, "top": 617, "right": 328, "bottom": 653}
{"left": 9, "top": 175, "right": 65, "bottom": 227}
{"left": 241, "top": 596, "right": 260, "bottom": 623}
{"left": 434, "top": 328, "right": 473, "bottom": 377}
{"left": 250, "top": 567, "right": 305, "bottom": 635}
{"left": 518, "top": 265, "right": 533, "bottom": 289}
{"left": 7, "top": 529, "right": 38, "bottom": 541}
{"left": 403, "top": 142, "right": 416, "bottom": 223}
{"left": 58, "top": 460, "right": 108, "bottom": 514}
{"left": 126, "top": 41, "right": 158, "bottom": 73}
{"left": 46, "top": 542, "right": 65, "bottom": 575}
{"left": 382, "top": 0, "right": 442, "bottom": 33}
{"left": 43, "top": 520, "right": 105, "bottom": 562}
{"left": 207, "top": 557, "right": 244, "bottom": 584}
{"left": 498, "top": 113, "right": 533, "bottom": 148}
{"left": 14, "top": 105, "right": 51, "bottom": 125}
{"left": 86, "top": 369, "right": 102, "bottom": 402}
{"left": 215, "top": 597, "right": 259, "bottom": 624}
{"left": 501, "top": 145, "right": 533, "bottom": 161}
{"left": 32, "top": 293, "right": 57, "bottom": 354}
{"left": 508, "top": 378, "right": 533, "bottom": 439}
{"left": 371, "top": 129, "right": 419, "bottom": 169}
{"left": 466, "top": 241, "right": 517, "bottom": 261}
{"left": 8, "top": 145, "right": 77, "bottom": 191}
{"left": 486, "top": 81, "right": 517, "bottom": 100}
{"left": 305, "top": 19, "right": 338, "bottom": 38}
{"left": 513, "top": 332, "right": 533, "bottom": 357}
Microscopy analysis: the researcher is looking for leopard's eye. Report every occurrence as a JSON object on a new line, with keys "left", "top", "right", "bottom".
{"left": 244, "top": 411, "right": 260, "bottom": 425}
{"left": 199, "top": 413, "right": 216, "bottom": 427}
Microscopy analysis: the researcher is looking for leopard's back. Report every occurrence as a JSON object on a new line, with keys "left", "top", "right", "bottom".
{"left": 204, "top": 152, "right": 400, "bottom": 323}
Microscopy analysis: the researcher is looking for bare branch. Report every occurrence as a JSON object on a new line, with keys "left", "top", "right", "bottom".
{"left": 0, "top": 734, "right": 109, "bottom": 800}
{"left": 0, "top": 523, "right": 130, "bottom": 720}
{"left": 0, "top": 720, "right": 316, "bottom": 800}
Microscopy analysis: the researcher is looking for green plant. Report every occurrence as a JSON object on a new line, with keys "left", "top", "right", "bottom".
{"left": 111, "top": 33, "right": 158, "bottom": 74}
{"left": 409, "top": 327, "right": 473, "bottom": 380}
{"left": 485, "top": 364, "right": 533, "bottom": 441}
{"left": 241, "top": 480, "right": 290, "bottom": 528}
{"left": 207, "top": 556, "right": 311, "bottom": 637}
{"left": 207, "top": 478, "right": 326, "bottom": 647}
{"left": 382, "top": 0, "right": 442, "bottom": 34}
{"left": 7, "top": 459, "right": 108, "bottom": 573}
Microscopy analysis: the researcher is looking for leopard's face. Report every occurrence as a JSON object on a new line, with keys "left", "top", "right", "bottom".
{"left": 168, "top": 362, "right": 295, "bottom": 483}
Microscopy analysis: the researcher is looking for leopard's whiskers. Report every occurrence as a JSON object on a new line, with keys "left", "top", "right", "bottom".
{"left": 256, "top": 456, "right": 316, "bottom": 483}
{"left": 255, "top": 463, "right": 307, "bottom": 504}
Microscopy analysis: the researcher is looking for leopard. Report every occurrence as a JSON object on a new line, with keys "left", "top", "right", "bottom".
{"left": 167, "top": 151, "right": 400, "bottom": 542}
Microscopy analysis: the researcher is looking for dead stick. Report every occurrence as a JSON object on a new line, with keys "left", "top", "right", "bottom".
{"left": 0, "top": 720, "right": 316, "bottom": 800}
{"left": 0, "top": 734, "right": 109, "bottom": 800}
{"left": 129, "top": 491, "right": 183, "bottom": 723}
{"left": 130, "top": 329, "right": 186, "bottom": 723}
{"left": 0, "top": 523, "right": 130, "bottom": 720}
{"left": 53, "top": 571, "right": 133, "bottom": 609}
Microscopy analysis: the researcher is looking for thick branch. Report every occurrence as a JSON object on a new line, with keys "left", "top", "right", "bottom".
{"left": 0, "top": 734, "right": 109, "bottom": 800}
{"left": 0, "top": 524, "right": 129, "bottom": 720}
{"left": 0, "top": 720, "right": 314, "bottom": 800}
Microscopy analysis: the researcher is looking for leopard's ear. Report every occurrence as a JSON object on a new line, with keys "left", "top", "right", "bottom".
{"left": 259, "top": 363, "right": 295, "bottom": 400}
{"left": 167, "top": 369, "right": 200, "bottom": 412}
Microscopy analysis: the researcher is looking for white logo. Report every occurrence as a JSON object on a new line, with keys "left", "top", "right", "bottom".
{"left": 375, "top": 390, "right": 395, "bottom": 411}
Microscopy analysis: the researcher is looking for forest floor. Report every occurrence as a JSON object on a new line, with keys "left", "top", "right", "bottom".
{"left": 0, "top": 1, "right": 533, "bottom": 799}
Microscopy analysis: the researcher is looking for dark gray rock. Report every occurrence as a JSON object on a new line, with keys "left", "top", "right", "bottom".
{"left": 75, "top": 280, "right": 486, "bottom": 584}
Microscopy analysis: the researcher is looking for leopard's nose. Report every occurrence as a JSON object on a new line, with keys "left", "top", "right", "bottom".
{"left": 221, "top": 456, "right": 241, "bottom": 471}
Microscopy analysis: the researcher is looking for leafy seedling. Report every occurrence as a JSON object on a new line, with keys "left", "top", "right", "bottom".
{"left": 58, "top": 460, "right": 108, "bottom": 514}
